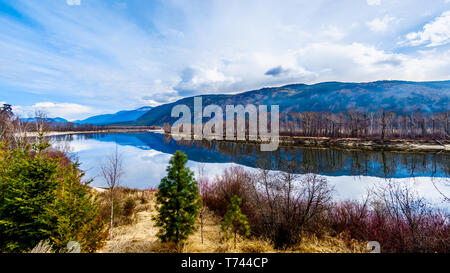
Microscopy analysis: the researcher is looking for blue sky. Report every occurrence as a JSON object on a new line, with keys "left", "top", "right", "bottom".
{"left": 1, "top": 0, "right": 450, "bottom": 120}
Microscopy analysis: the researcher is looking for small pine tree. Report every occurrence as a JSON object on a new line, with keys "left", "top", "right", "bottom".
{"left": 153, "top": 151, "right": 201, "bottom": 251}
{"left": 221, "top": 195, "right": 251, "bottom": 249}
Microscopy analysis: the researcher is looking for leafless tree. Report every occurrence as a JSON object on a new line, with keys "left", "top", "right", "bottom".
{"left": 282, "top": 110, "right": 449, "bottom": 140}
{"left": 250, "top": 160, "right": 333, "bottom": 248}
{"left": 163, "top": 122, "right": 171, "bottom": 134}
{"left": 101, "top": 145, "right": 124, "bottom": 238}
{"left": 371, "top": 180, "right": 431, "bottom": 252}
{"left": 196, "top": 163, "right": 209, "bottom": 244}
{"left": 431, "top": 177, "right": 450, "bottom": 203}
{"left": 33, "top": 110, "right": 50, "bottom": 136}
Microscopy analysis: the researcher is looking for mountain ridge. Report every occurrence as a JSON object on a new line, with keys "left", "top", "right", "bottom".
{"left": 21, "top": 117, "right": 69, "bottom": 124}
{"left": 128, "top": 80, "right": 450, "bottom": 126}
{"left": 75, "top": 106, "right": 152, "bottom": 125}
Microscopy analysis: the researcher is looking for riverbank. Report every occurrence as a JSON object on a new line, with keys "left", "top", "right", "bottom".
{"left": 22, "top": 129, "right": 449, "bottom": 154}
{"left": 19, "top": 128, "right": 165, "bottom": 137}
{"left": 278, "top": 136, "right": 450, "bottom": 153}
{"left": 168, "top": 133, "right": 450, "bottom": 154}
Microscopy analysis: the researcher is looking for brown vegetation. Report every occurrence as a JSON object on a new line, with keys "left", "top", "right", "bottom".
{"left": 199, "top": 166, "right": 449, "bottom": 253}
{"left": 280, "top": 110, "right": 449, "bottom": 140}
{"left": 98, "top": 187, "right": 367, "bottom": 253}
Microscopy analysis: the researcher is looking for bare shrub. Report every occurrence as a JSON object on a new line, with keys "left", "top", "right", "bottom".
{"left": 369, "top": 181, "right": 449, "bottom": 252}
{"left": 101, "top": 145, "right": 124, "bottom": 238}
{"left": 202, "top": 166, "right": 254, "bottom": 218}
{"left": 328, "top": 196, "right": 371, "bottom": 241}
{"left": 122, "top": 196, "right": 136, "bottom": 218}
{"left": 328, "top": 182, "right": 450, "bottom": 253}
{"left": 249, "top": 166, "right": 333, "bottom": 249}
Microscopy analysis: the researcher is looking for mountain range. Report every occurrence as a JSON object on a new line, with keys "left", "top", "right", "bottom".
{"left": 25, "top": 81, "right": 449, "bottom": 126}
{"left": 21, "top": 117, "right": 69, "bottom": 124}
{"left": 74, "top": 106, "right": 152, "bottom": 125}
{"left": 128, "top": 80, "right": 450, "bottom": 126}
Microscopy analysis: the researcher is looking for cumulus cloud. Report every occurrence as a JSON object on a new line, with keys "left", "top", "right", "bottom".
{"left": 296, "top": 42, "right": 450, "bottom": 82}
{"left": 401, "top": 11, "right": 450, "bottom": 47}
{"left": 174, "top": 66, "right": 237, "bottom": 96}
{"left": 13, "top": 102, "right": 94, "bottom": 121}
{"left": 366, "top": 16, "right": 396, "bottom": 32}
{"left": 1, "top": 0, "right": 450, "bottom": 120}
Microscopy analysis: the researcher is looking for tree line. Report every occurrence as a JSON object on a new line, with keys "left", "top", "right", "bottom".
{"left": 164, "top": 109, "right": 450, "bottom": 141}
{"left": 280, "top": 110, "right": 450, "bottom": 140}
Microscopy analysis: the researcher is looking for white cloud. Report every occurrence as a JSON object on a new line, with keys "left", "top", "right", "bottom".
{"left": 1, "top": 0, "right": 450, "bottom": 120}
{"left": 13, "top": 102, "right": 94, "bottom": 121}
{"left": 402, "top": 11, "right": 450, "bottom": 47}
{"left": 366, "top": 0, "right": 381, "bottom": 6}
{"left": 297, "top": 42, "right": 450, "bottom": 82}
{"left": 321, "top": 25, "right": 347, "bottom": 40}
{"left": 366, "top": 16, "right": 395, "bottom": 32}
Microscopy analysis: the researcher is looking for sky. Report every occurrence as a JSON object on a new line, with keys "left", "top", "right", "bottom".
{"left": 1, "top": 0, "right": 450, "bottom": 120}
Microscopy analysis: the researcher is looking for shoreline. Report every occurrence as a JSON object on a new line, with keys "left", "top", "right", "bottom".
{"left": 20, "top": 129, "right": 449, "bottom": 154}
{"left": 168, "top": 133, "right": 449, "bottom": 154}
{"left": 20, "top": 128, "right": 165, "bottom": 137}
{"left": 276, "top": 136, "right": 450, "bottom": 154}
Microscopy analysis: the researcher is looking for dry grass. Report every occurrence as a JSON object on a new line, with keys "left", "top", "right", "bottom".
{"left": 98, "top": 189, "right": 368, "bottom": 253}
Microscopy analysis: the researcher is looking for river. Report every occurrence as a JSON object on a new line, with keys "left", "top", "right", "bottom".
{"left": 51, "top": 132, "right": 450, "bottom": 209}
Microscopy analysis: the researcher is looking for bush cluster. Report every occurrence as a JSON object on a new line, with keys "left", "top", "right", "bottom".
{"left": 0, "top": 137, "right": 108, "bottom": 253}
{"left": 203, "top": 166, "right": 449, "bottom": 252}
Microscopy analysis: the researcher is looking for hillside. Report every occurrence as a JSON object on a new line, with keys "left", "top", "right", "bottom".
{"left": 21, "top": 117, "right": 69, "bottom": 124}
{"left": 75, "top": 106, "right": 152, "bottom": 125}
{"left": 131, "top": 81, "right": 450, "bottom": 126}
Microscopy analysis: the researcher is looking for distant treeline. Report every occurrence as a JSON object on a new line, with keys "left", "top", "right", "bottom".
{"left": 165, "top": 110, "right": 450, "bottom": 141}
{"left": 19, "top": 120, "right": 159, "bottom": 132}
{"left": 35, "top": 122, "right": 159, "bottom": 132}
{"left": 279, "top": 110, "right": 450, "bottom": 140}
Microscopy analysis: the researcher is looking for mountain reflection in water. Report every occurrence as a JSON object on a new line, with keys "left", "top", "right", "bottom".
{"left": 52, "top": 132, "right": 449, "bottom": 179}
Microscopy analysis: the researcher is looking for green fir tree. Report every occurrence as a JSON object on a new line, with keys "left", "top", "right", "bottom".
{"left": 221, "top": 195, "right": 251, "bottom": 249}
{"left": 0, "top": 137, "right": 108, "bottom": 253}
{"left": 153, "top": 151, "right": 201, "bottom": 251}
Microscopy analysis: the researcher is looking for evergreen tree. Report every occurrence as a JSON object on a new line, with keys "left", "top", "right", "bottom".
{"left": 52, "top": 160, "right": 108, "bottom": 252}
{"left": 0, "top": 142, "right": 59, "bottom": 252}
{"left": 221, "top": 195, "right": 251, "bottom": 248}
{"left": 0, "top": 138, "right": 108, "bottom": 253}
{"left": 153, "top": 151, "right": 201, "bottom": 250}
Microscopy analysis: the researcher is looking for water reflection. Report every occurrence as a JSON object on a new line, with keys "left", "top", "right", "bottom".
{"left": 50, "top": 132, "right": 450, "bottom": 209}
{"left": 53, "top": 132, "right": 449, "bottom": 179}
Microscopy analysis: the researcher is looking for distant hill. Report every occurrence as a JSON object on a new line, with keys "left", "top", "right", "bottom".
{"left": 75, "top": 106, "right": 152, "bottom": 125}
{"left": 21, "top": 117, "right": 69, "bottom": 124}
{"left": 130, "top": 80, "right": 450, "bottom": 126}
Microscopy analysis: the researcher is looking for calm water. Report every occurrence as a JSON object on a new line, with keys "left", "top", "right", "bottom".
{"left": 51, "top": 132, "right": 450, "bottom": 209}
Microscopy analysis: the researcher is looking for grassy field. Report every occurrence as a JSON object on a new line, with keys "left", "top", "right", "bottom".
{"left": 96, "top": 187, "right": 368, "bottom": 253}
